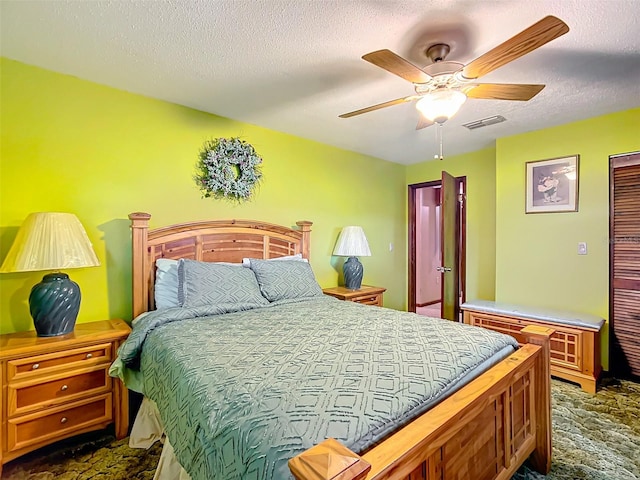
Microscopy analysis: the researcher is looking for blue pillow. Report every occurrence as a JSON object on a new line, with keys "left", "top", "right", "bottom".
{"left": 177, "top": 258, "right": 268, "bottom": 308}
{"left": 249, "top": 259, "right": 323, "bottom": 302}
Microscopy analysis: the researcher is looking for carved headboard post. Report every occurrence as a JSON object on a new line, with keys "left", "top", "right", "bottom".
{"left": 296, "top": 221, "right": 313, "bottom": 259}
{"left": 129, "top": 212, "right": 151, "bottom": 319}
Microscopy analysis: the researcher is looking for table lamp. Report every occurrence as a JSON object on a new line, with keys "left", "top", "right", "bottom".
{"left": 0, "top": 212, "right": 100, "bottom": 336}
{"left": 333, "top": 226, "right": 371, "bottom": 290}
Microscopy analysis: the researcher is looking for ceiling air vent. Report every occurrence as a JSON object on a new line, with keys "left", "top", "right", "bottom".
{"left": 463, "top": 115, "right": 507, "bottom": 130}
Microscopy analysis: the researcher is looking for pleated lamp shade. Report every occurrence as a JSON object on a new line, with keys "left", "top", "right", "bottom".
{"left": 332, "top": 226, "right": 371, "bottom": 257}
{"left": 0, "top": 212, "right": 100, "bottom": 336}
{"left": 1, "top": 212, "right": 100, "bottom": 272}
{"left": 333, "top": 226, "right": 371, "bottom": 290}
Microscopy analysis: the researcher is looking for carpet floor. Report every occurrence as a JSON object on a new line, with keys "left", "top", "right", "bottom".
{"left": 2, "top": 378, "right": 639, "bottom": 480}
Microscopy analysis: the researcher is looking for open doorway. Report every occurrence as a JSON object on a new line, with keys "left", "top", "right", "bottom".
{"left": 414, "top": 183, "right": 442, "bottom": 316}
{"left": 408, "top": 174, "right": 466, "bottom": 319}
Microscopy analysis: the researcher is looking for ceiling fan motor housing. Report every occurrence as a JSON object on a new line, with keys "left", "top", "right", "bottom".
{"left": 426, "top": 44, "right": 451, "bottom": 63}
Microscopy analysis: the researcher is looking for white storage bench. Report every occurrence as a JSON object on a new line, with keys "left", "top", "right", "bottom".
{"left": 462, "top": 300, "right": 605, "bottom": 393}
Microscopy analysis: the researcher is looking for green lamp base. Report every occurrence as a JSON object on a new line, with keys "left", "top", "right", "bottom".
{"left": 29, "top": 272, "right": 81, "bottom": 337}
{"left": 343, "top": 256, "right": 364, "bottom": 290}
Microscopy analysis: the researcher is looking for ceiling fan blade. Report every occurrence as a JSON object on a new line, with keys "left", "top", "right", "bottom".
{"left": 339, "top": 96, "right": 419, "bottom": 118}
{"left": 362, "top": 49, "right": 432, "bottom": 84}
{"left": 463, "top": 83, "right": 545, "bottom": 101}
{"left": 416, "top": 116, "right": 435, "bottom": 130}
{"left": 461, "top": 16, "right": 569, "bottom": 80}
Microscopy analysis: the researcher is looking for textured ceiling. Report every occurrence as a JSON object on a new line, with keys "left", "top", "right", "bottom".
{"left": 1, "top": 0, "right": 639, "bottom": 165}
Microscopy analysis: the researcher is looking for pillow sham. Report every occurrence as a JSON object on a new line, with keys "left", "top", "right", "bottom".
{"left": 249, "top": 259, "right": 323, "bottom": 302}
{"left": 155, "top": 259, "right": 180, "bottom": 309}
{"left": 241, "top": 253, "right": 307, "bottom": 267}
{"left": 178, "top": 258, "right": 268, "bottom": 308}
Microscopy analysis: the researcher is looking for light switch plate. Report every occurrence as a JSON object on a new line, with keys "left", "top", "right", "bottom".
{"left": 578, "top": 242, "right": 587, "bottom": 255}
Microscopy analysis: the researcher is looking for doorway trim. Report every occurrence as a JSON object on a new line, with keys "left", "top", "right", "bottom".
{"left": 408, "top": 177, "right": 467, "bottom": 313}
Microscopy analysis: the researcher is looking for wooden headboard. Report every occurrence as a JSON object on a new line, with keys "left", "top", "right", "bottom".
{"left": 129, "top": 212, "right": 313, "bottom": 318}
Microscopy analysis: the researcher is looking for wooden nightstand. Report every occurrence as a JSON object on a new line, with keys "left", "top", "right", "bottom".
{"left": 322, "top": 286, "right": 386, "bottom": 306}
{"left": 0, "top": 319, "right": 131, "bottom": 473}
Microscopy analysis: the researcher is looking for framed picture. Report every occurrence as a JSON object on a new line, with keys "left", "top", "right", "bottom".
{"left": 525, "top": 155, "right": 579, "bottom": 213}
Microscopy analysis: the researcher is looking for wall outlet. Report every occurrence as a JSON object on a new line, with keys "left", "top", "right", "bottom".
{"left": 578, "top": 242, "right": 587, "bottom": 255}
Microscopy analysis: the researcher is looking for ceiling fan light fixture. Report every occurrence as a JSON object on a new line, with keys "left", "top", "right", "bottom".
{"left": 416, "top": 90, "right": 467, "bottom": 124}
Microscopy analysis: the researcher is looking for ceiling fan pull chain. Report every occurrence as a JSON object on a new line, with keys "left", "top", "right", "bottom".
{"left": 436, "top": 123, "right": 444, "bottom": 161}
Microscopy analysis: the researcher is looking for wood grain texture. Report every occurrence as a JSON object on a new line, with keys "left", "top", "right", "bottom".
{"left": 463, "top": 308, "right": 601, "bottom": 393}
{"left": 0, "top": 320, "right": 131, "bottom": 472}
{"left": 289, "top": 438, "right": 371, "bottom": 480}
{"left": 461, "top": 16, "right": 569, "bottom": 80}
{"left": 322, "top": 286, "right": 386, "bottom": 306}
{"left": 360, "top": 344, "right": 543, "bottom": 479}
{"left": 339, "top": 96, "right": 418, "bottom": 118}
{"left": 610, "top": 155, "right": 640, "bottom": 378}
{"left": 521, "top": 325, "right": 553, "bottom": 474}
{"left": 463, "top": 83, "right": 545, "bottom": 101}
{"left": 362, "top": 50, "right": 432, "bottom": 84}
{"left": 129, "top": 213, "right": 313, "bottom": 317}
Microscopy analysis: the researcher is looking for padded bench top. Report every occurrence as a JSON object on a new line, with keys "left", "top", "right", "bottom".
{"left": 461, "top": 300, "right": 605, "bottom": 331}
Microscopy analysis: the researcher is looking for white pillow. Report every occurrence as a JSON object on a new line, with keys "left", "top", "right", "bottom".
{"left": 155, "top": 259, "right": 179, "bottom": 309}
{"left": 241, "top": 253, "right": 308, "bottom": 267}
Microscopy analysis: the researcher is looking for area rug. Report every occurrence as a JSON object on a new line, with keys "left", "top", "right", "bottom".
{"left": 514, "top": 378, "right": 640, "bottom": 480}
{"left": 3, "top": 379, "right": 639, "bottom": 480}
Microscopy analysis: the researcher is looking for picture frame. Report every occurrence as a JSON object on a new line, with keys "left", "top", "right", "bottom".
{"left": 525, "top": 154, "right": 579, "bottom": 213}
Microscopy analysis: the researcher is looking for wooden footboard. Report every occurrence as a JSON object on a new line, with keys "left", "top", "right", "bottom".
{"left": 290, "top": 325, "right": 552, "bottom": 480}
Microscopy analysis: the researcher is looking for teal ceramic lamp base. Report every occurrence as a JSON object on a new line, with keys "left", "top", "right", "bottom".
{"left": 343, "top": 256, "right": 364, "bottom": 290}
{"left": 29, "top": 272, "right": 81, "bottom": 337}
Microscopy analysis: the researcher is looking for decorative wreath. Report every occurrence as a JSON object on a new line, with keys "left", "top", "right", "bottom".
{"left": 194, "top": 137, "right": 263, "bottom": 202}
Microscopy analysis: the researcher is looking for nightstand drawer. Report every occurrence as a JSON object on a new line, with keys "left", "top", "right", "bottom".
{"left": 354, "top": 295, "right": 383, "bottom": 306}
{"left": 322, "top": 286, "right": 386, "bottom": 306}
{"left": 8, "top": 365, "right": 111, "bottom": 416}
{"left": 7, "top": 394, "right": 113, "bottom": 453}
{"left": 7, "top": 343, "right": 112, "bottom": 382}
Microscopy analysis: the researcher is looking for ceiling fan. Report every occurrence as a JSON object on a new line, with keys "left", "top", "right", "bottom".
{"left": 340, "top": 16, "right": 569, "bottom": 130}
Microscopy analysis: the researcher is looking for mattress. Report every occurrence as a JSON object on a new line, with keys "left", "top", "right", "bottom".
{"left": 115, "top": 296, "right": 519, "bottom": 479}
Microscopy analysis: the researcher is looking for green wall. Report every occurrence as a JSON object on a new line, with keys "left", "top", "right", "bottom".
{"left": 0, "top": 58, "right": 407, "bottom": 334}
{"left": 495, "top": 108, "right": 640, "bottom": 370}
{"left": 3, "top": 57, "right": 639, "bottom": 372}
{"left": 406, "top": 147, "right": 498, "bottom": 303}
{"left": 406, "top": 109, "right": 639, "bottom": 370}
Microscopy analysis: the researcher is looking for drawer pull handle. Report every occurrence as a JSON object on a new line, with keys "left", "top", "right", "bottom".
{"left": 60, "top": 417, "right": 68, "bottom": 424}
{"left": 32, "top": 363, "right": 40, "bottom": 370}
{"left": 85, "top": 353, "right": 93, "bottom": 359}
{"left": 61, "top": 384, "right": 68, "bottom": 391}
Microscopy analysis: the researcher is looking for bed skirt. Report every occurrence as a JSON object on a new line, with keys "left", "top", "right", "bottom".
{"left": 129, "top": 397, "right": 191, "bottom": 480}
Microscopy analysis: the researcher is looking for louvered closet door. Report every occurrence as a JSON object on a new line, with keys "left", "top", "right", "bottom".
{"left": 611, "top": 152, "right": 640, "bottom": 379}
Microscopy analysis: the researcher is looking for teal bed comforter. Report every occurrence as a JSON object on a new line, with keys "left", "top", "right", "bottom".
{"left": 116, "top": 296, "right": 518, "bottom": 479}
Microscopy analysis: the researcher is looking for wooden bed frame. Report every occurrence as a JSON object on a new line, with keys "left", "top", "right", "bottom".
{"left": 129, "top": 212, "right": 552, "bottom": 480}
